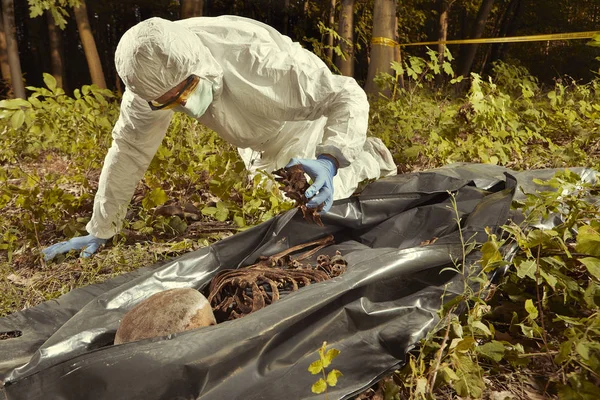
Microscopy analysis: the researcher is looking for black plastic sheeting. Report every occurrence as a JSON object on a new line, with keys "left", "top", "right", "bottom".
{"left": 0, "top": 163, "right": 597, "bottom": 400}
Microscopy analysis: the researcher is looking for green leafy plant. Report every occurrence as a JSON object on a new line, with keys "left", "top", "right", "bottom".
{"left": 308, "top": 341, "right": 343, "bottom": 397}
{"left": 0, "top": 76, "right": 292, "bottom": 316}
{"left": 304, "top": 21, "right": 351, "bottom": 73}
{"left": 389, "top": 170, "right": 600, "bottom": 399}
{"left": 28, "top": 0, "right": 81, "bottom": 30}
{"left": 369, "top": 59, "right": 600, "bottom": 171}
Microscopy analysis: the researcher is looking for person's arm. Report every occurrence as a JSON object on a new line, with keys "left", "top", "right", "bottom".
{"left": 226, "top": 42, "right": 369, "bottom": 168}
{"left": 86, "top": 88, "right": 173, "bottom": 239}
{"left": 226, "top": 41, "right": 368, "bottom": 213}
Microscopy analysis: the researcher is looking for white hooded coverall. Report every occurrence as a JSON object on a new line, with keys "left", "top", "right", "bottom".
{"left": 86, "top": 16, "right": 397, "bottom": 239}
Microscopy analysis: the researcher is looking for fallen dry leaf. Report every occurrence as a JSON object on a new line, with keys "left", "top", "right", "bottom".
{"left": 490, "top": 390, "right": 517, "bottom": 400}
{"left": 7, "top": 273, "right": 40, "bottom": 287}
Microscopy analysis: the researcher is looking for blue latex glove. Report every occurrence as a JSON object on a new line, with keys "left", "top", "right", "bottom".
{"left": 42, "top": 234, "right": 108, "bottom": 261}
{"left": 285, "top": 155, "right": 338, "bottom": 213}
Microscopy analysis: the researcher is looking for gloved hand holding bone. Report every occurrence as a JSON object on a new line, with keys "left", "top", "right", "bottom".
{"left": 285, "top": 155, "right": 338, "bottom": 213}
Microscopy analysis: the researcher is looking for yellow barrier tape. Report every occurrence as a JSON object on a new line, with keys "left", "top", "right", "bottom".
{"left": 371, "top": 31, "right": 599, "bottom": 47}
{"left": 371, "top": 36, "right": 399, "bottom": 48}
{"left": 401, "top": 31, "right": 599, "bottom": 46}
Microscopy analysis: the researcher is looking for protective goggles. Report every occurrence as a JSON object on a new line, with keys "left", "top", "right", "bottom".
{"left": 148, "top": 75, "right": 200, "bottom": 111}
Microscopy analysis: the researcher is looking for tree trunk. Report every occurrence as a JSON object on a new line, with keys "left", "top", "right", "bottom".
{"left": 437, "top": 0, "right": 450, "bottom": 61}
{"left": 73, "top": 0, "right": 107, "bottom": 88}
{"left": 283, "top": 0, "right": 290, "bottom": 35}
{"left": 302, "top": 0, "right": 310, "bottom": 39}
{"left": 0, "top": 8, "right": 11, "bottom": 86}
{"left": 394, "top": 15, "right": 403, "bottom": 90}
{"left": 181, "top": 0, "right": 203, "bottom": 19}
{"left": 487, "top": 0, "right": 522, "bottom": 71}
{"left": 326, "top": 0, "right": 336, "bottom": 61}
{"left": 457, "top": 0, "right": 495, "bottom": 79}
{"left": 47, "top": 11, "right": 64, "bottom": 89}
{"left": 365, "top": 0, "right": 396, "bottom": 96}
{"left": 335, "top": 0, "right": 354, "bottom": 76}
{"left": 1, "top": 0, "right": 25, "bottom": 98}
{"left": 436, "top": 0, "right": 452, "bottom": 86}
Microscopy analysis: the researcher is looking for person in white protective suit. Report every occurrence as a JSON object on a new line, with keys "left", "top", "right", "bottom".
{"left": 42, "top": 15, "right": 397, "bottom": 260}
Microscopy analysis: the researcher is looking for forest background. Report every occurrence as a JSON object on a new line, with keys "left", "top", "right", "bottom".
{"left": 1, "top": 0, "right": 600, "bottom": 399}
{"left": 1, "top": 1, "right": 600, "bottom": 95}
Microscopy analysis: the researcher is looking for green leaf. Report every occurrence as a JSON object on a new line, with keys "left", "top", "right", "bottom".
{"left": 442, "top": 295, "right": 465, "bottom": 315}
{"left": 587, "top": 34, "right": 600, "bottom": 47}
{"left": 308, "top": 360, "right": 323, "bottom": 375}
{"left": 142, "top": 188, "right": 168, "bottom": 209}
{"left": 580, "top": 257, "right": 600, "bottom": 280}
{"left": 476, "top": 341, "right": 505, "bottom": 362}
{"left": 131, "top": 220, "right": 146, "bottom": 230}
{"left": 555, "top": 315, "right": 587, "bottom": 326}
{"left": 452, "top": 320, "right": 463, "bottom": 338}
{"left": 201, "top": 207, "right": 217, "bottom": 216}
{"left": 215, "top": 202, "right": 229, "bottom": 222}
{"left": 576, "top": 226, "right": 600, "bottom": 257}
{"left": 539, "top": 268, "right": 558, "bottom": 289}
{"left": 403, "top": 145, "right": 423, "bottom": 160}
{"left": 233, "top": 215, "right": 246, "bottom": 227}
{"left": 516, "top": 259, "right": 537, "bottom": 280}
{"left": 383, "top": 379, "right": 400, "bottom": 400}
{"left": 311, "top": 378, "right": 327, "bottom": 394}
{"left": 29, "top": 4, "right": 44, "bottom": 18}
{"left": 390, "top": 61, "right": 404, "bottom": 76}
{"left": 414, "top": 377, "right": 428, "bottom": 396}
{"left": 453, "top": 355, "right": 485, "bottom": 398}
{"left": 318, "top": 341, "right": 327, "bottom": 361}
{"left": 442, "top": 61, "right": 454, "bottom": 76}
{"left": 168, "top": 216, "right": 188, "bottom": 234}
{"left": 560, "top": 375, "right": 600, "bottom": 399}
{"left": 471, "top": 320, "right": 492, "bottom": 336}
{"left": 168, "top": 240, "right": 191, "bottom": 252}
{"left": 454, "top": 337, "right": 476, "bottom": 352}
{"left": 525, "top": 299, "right": 539, "bottom": 320}
{"left": 10, "top": 110, "right": 25, "bottom": 130}
{"left": 28, "top": 96, "right": 42, "bottom": 108}
{"left": 575, "top": 341, "right": 590, "bottom": 360}
{"left": 440, "top": 366, "right": 460, "bottom": 382}
{"left": 43, "top": 73, "right": 57, "bottom": 92}
{"left": 0, "top": 98, "right": 31, "bottom": 109}
{"left": 326, "top": 369, "right": 342, "bottom": 387}
{"left": 322, "top": 348, "right": 340, "bottom": 368}
{"left": 583, "top": 283, "right": 598, "bottom": 308}
{"left": 520, "top": 323, "right": 535, "bottom": 338}
{"left": 526, "top": 230, "right": 546, "bottom": 247}
{"left": 555, "top": 340, "right": 573, "bottom": 364}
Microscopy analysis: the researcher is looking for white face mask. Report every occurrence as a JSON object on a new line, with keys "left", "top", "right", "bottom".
{"left": 173, "top": 79, "right": 213, "bottom": 119}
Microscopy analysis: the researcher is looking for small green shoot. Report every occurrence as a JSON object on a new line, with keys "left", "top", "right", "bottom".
{"left": 308, "top": 341, "right": 343, "bottom": 398}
